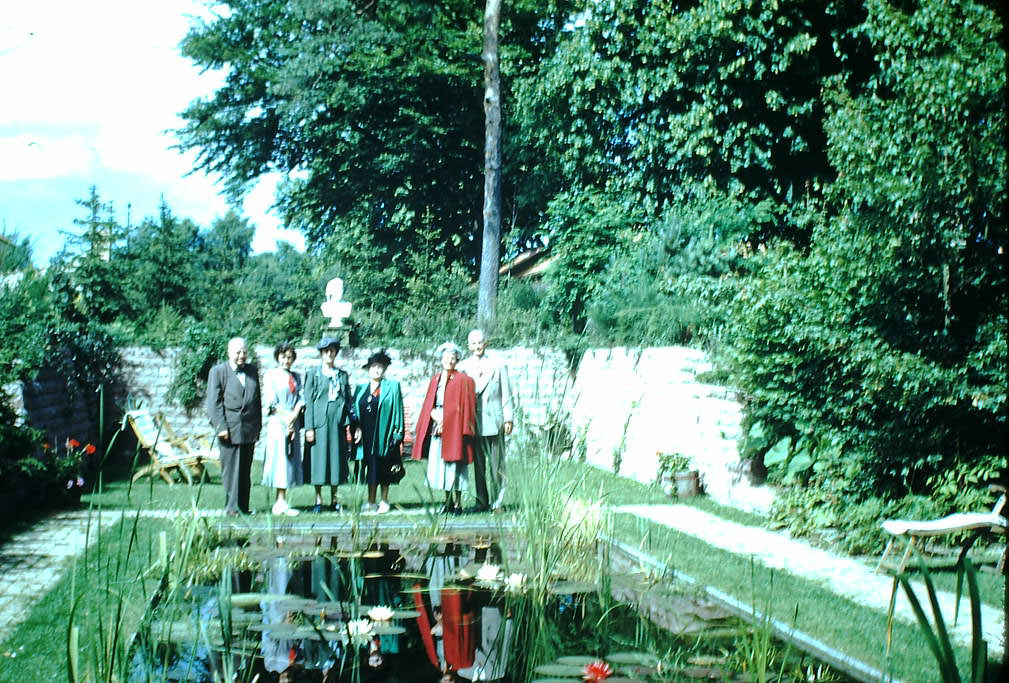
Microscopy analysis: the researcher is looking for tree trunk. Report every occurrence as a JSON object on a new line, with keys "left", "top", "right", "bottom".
{"left": 477, "top": 0, "right": 502, "bottom": 324}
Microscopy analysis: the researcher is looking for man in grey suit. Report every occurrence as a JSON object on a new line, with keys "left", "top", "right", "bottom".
{"left": 458, "top": 329, "right": 513, "bottom": 512}
{"left": 206, "top": 337, "right": 262, "bottom": 515}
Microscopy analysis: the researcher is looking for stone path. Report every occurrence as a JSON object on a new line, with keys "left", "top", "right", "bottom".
{"left": 0, "top": 510, "right": 122, "bottom": 646}
{"left": 615, "top": 503, "right": 1005, "bottom": 658}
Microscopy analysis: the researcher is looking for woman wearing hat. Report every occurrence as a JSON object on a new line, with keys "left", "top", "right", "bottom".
{"left": 303, "top": 337, "right": 360, "bottom": 512}
{"left": 412, "top": 342, "right": 477, "bottom": 515}
{"left": 353, "top": 350, "right": 405, "bottom": 514}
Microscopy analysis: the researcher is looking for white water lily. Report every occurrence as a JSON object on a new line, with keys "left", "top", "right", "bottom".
{"left": 457, "top": 566, "right": 473, "bottom": 580}
{"left": 346, "top": 618, "right": 373, "bottom": 642}
{"left": 367, "top": 605, "right": 394, "bottom": 621}
{"left": 476, "top": 563, "right": 501, "bottom": 583}
{"left": 504, "top": 572, "right": 526, "bottom": 592}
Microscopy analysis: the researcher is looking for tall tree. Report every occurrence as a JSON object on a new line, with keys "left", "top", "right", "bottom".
{"left": 478, "top": 0, "right": 503, "bottom": 322}
{"left": 60, "top": 186, "right": 127, "bottom": 324}
{"left": 177, "top": 0, "right": 575, "bottom": 291}
{"left": 511, "top": 0, "right": 870, "bottom": 241}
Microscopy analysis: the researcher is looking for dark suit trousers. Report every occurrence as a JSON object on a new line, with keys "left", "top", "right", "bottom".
{"left": 472, "top": 434, "right": 506, "bottom": 509}
{"left": 220, "top": 440, "right": 254, "bottom": 514}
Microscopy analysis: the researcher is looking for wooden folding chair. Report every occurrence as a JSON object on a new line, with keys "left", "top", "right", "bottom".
{"left": 876, "top": 484, "right": 1007, "bottom": 573}
{"left": 125, "top": 409, "right": 219, "bottom": 485}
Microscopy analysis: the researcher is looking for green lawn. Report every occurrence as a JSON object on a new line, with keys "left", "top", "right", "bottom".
{"left": 1, "top": 452, "right": 1003, "bottom": 682}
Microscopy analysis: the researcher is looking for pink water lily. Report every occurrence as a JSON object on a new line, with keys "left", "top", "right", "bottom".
{"left": 582, "top": 660, "right": 612, "bottom": 681}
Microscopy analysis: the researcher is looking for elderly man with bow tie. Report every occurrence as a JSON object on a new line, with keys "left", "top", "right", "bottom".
{"left": 206, "top": 337, "right": 262, "bottom": 516}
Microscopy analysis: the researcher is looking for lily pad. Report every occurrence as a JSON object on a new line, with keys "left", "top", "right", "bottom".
{"left": 532, "top": 663, "right": 584, "bottom": 676}
{"left": 605, "top": 652, "right": 660, "bottom": 667}
{"left": 371, "top": 624, "right": 406, "bottom": 636}
{"left": 530, "top": 679, "right": 579, "bottom": 683}
{"left": 228, "top": 593, "right": 289, "bottom": 608}
{"left": 555, "top": 655, "right": 597, "bottom": 666}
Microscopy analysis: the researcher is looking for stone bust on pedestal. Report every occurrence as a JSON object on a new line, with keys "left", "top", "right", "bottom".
{"left": 320, "top": 278, "right": 355, "bottom": 346}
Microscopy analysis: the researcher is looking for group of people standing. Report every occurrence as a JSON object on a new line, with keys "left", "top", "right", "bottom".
{"left": 204, "top": 330, "right": 513, "bottom": 517}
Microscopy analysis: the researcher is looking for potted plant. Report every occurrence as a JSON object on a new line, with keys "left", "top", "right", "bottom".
{"left": 656, "top": 452, "right": 700, "bottom": 498}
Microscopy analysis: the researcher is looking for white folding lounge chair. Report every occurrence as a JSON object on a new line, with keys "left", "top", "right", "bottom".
{"left": 125, "top": 409, "right": 219, "bottom": 485}
{"left": 876, "top": 485, "right": 1007, "bottom": 573}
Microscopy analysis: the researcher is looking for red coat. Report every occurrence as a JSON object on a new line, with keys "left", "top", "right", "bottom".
{"left": 411, "top": 371, "right": 476, "bottom": 464}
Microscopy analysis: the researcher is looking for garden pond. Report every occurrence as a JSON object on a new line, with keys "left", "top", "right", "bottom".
{"left": 128, "top": 523, "right": 853, "bottom": 682}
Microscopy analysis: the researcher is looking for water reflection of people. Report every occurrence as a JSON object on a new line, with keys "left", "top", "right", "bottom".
{"left": 413, "top": 543, "right": 475, "bottom": 679}
{"left": 260, "top": 557, "right": 299, "bottom": 676}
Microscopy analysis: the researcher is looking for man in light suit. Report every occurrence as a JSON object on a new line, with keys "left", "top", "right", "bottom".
{"left": 458, "top": 329, "right": 513, "bottom": 512}
{"left": 206, "top": 337, "right": 262, "bottom": 515}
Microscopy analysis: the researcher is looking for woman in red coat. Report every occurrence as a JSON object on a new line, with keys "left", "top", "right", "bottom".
{"left": 412, "top": 342, "right": 476, "bottom": 515}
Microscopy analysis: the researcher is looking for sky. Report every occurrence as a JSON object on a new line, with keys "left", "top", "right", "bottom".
{"left": 0, "top": 0, "right": 304, "bottom": 266}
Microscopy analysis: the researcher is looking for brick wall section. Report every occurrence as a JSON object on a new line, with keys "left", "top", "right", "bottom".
{"left": 7, "top": 365, "right": 99, "bottom": 449}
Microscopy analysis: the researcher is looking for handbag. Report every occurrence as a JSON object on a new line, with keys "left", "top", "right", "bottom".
{"left": 384, "top": 442, "right": 406, "bottom": 483}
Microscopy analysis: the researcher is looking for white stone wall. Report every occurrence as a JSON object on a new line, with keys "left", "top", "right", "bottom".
{"left": 11, "top": 343, "right": 772, "bottom": 514}
{"left": 115, "top": 345, "right": 571, "bottom": 460}
{"left": 569, "top": 347, "right": 774, "bottom": 514}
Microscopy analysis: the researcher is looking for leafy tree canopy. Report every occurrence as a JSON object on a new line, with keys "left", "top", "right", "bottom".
{"left": 177, "top": 0, "right": 575, "bottom": 273}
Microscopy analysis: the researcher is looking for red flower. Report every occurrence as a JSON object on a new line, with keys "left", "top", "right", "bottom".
{"left": 84, "top": 443, "right": 97, "bottom": 455}
{"left": 582, "top": 660, "right": 612, "bottom": 681}
{"left": 67, "top": 438, "right": 80, "bottom": 449}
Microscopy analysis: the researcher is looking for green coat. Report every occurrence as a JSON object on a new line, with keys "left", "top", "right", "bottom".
{"left": 353, "top": 378, "right": 405, "bottom": 462}
{"left": 303, "top": 365, "right": 357, "bottom": 485}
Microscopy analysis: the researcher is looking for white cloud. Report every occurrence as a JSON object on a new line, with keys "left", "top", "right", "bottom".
{"left": 0, "top": 1, "right": 303, "bottom": 262}
{"left": 0, "top": 134, "right": 95, "bottom": 180}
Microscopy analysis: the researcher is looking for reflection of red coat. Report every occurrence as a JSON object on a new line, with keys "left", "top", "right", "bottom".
{"left": 413, "top": 584, "right": 475, "bottom": 671}
{"left": 411, "top": 371, "right": 476, "bottom": 464}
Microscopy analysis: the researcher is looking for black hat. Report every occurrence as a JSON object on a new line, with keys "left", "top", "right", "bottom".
{"left": 317, "top": 337, "right": 341, "bottom": 351}
{"left": 362, "top": 350, "right": 392, "bottom": 369}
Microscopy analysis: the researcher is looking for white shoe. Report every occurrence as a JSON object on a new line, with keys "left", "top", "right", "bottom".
{"left": 376, "top": 501, "right": 390, "bottom": 514}
{"left": 272, "top": 501, "right": 299, "bottom": 516}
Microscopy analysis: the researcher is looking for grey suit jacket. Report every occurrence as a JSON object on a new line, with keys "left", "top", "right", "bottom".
{"left": 459, "top": 354, "right": 513, "bottom": 437}
{"left": 206, "top": 361, "right": 262, "bottom": 444}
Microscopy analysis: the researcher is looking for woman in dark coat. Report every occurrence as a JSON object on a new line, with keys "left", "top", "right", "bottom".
{"left": 353, "top": 350, "right": 405, "bottom": 514}
{"left": 303, "top": 337, "right": 359, "bottom": 512}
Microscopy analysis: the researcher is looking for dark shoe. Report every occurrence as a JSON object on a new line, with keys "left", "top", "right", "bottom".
{"left": 330, "top": 503, "right": 342, "bottom": 513}
{"left": 466, "top": 505, "right": 490, "bottom": 514}
{"left": 312, "top": 504, "right": 323, "bottom": 513}
{"left": 449, "top": 505, "right": 463, "bottom": 516}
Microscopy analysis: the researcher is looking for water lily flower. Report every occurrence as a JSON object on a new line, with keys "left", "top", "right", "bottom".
{"left": 457, "top": 567, "right": 472, "bottom": 580}
{"left": 347, "top": 618, "right": 373, "bottom": 642}
{"left": 582, "top": 660, "right": 613, "bottom": 681}
{"left": 367, "top": 606, "right": 394, "bottom": 621}
{"left": 84, "top": 443, "right": 97, "bottom": 455}
{"left": 66, "top": 438, "right": 80, "bottom": 449}
{"left": 504, "top": 573, "right": 526, "bottom": 592}
{"left": 476, "top": 563, "right": 500, "bottom": 583}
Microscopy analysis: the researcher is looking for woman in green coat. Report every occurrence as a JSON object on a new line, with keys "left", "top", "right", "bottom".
{"left": 354, "top": 350, "right": 405, "bottom": 514}
{"left": 303, "top": 337, "right": 360, "bottom": 512}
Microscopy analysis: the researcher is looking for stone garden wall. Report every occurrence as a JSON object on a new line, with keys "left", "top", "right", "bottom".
{"left": 569, "top": 347, "right": 773, "bottom": 514}
{"left": 10, "top": 344, "right": 773, "bottom": 514}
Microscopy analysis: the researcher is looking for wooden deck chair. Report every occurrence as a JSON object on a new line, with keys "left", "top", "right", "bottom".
{"left": 125, "top": 409, "right": 219, "bottom": 485}
{"left": 876, "top": 484, "right": 1007, "bottom": 573}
